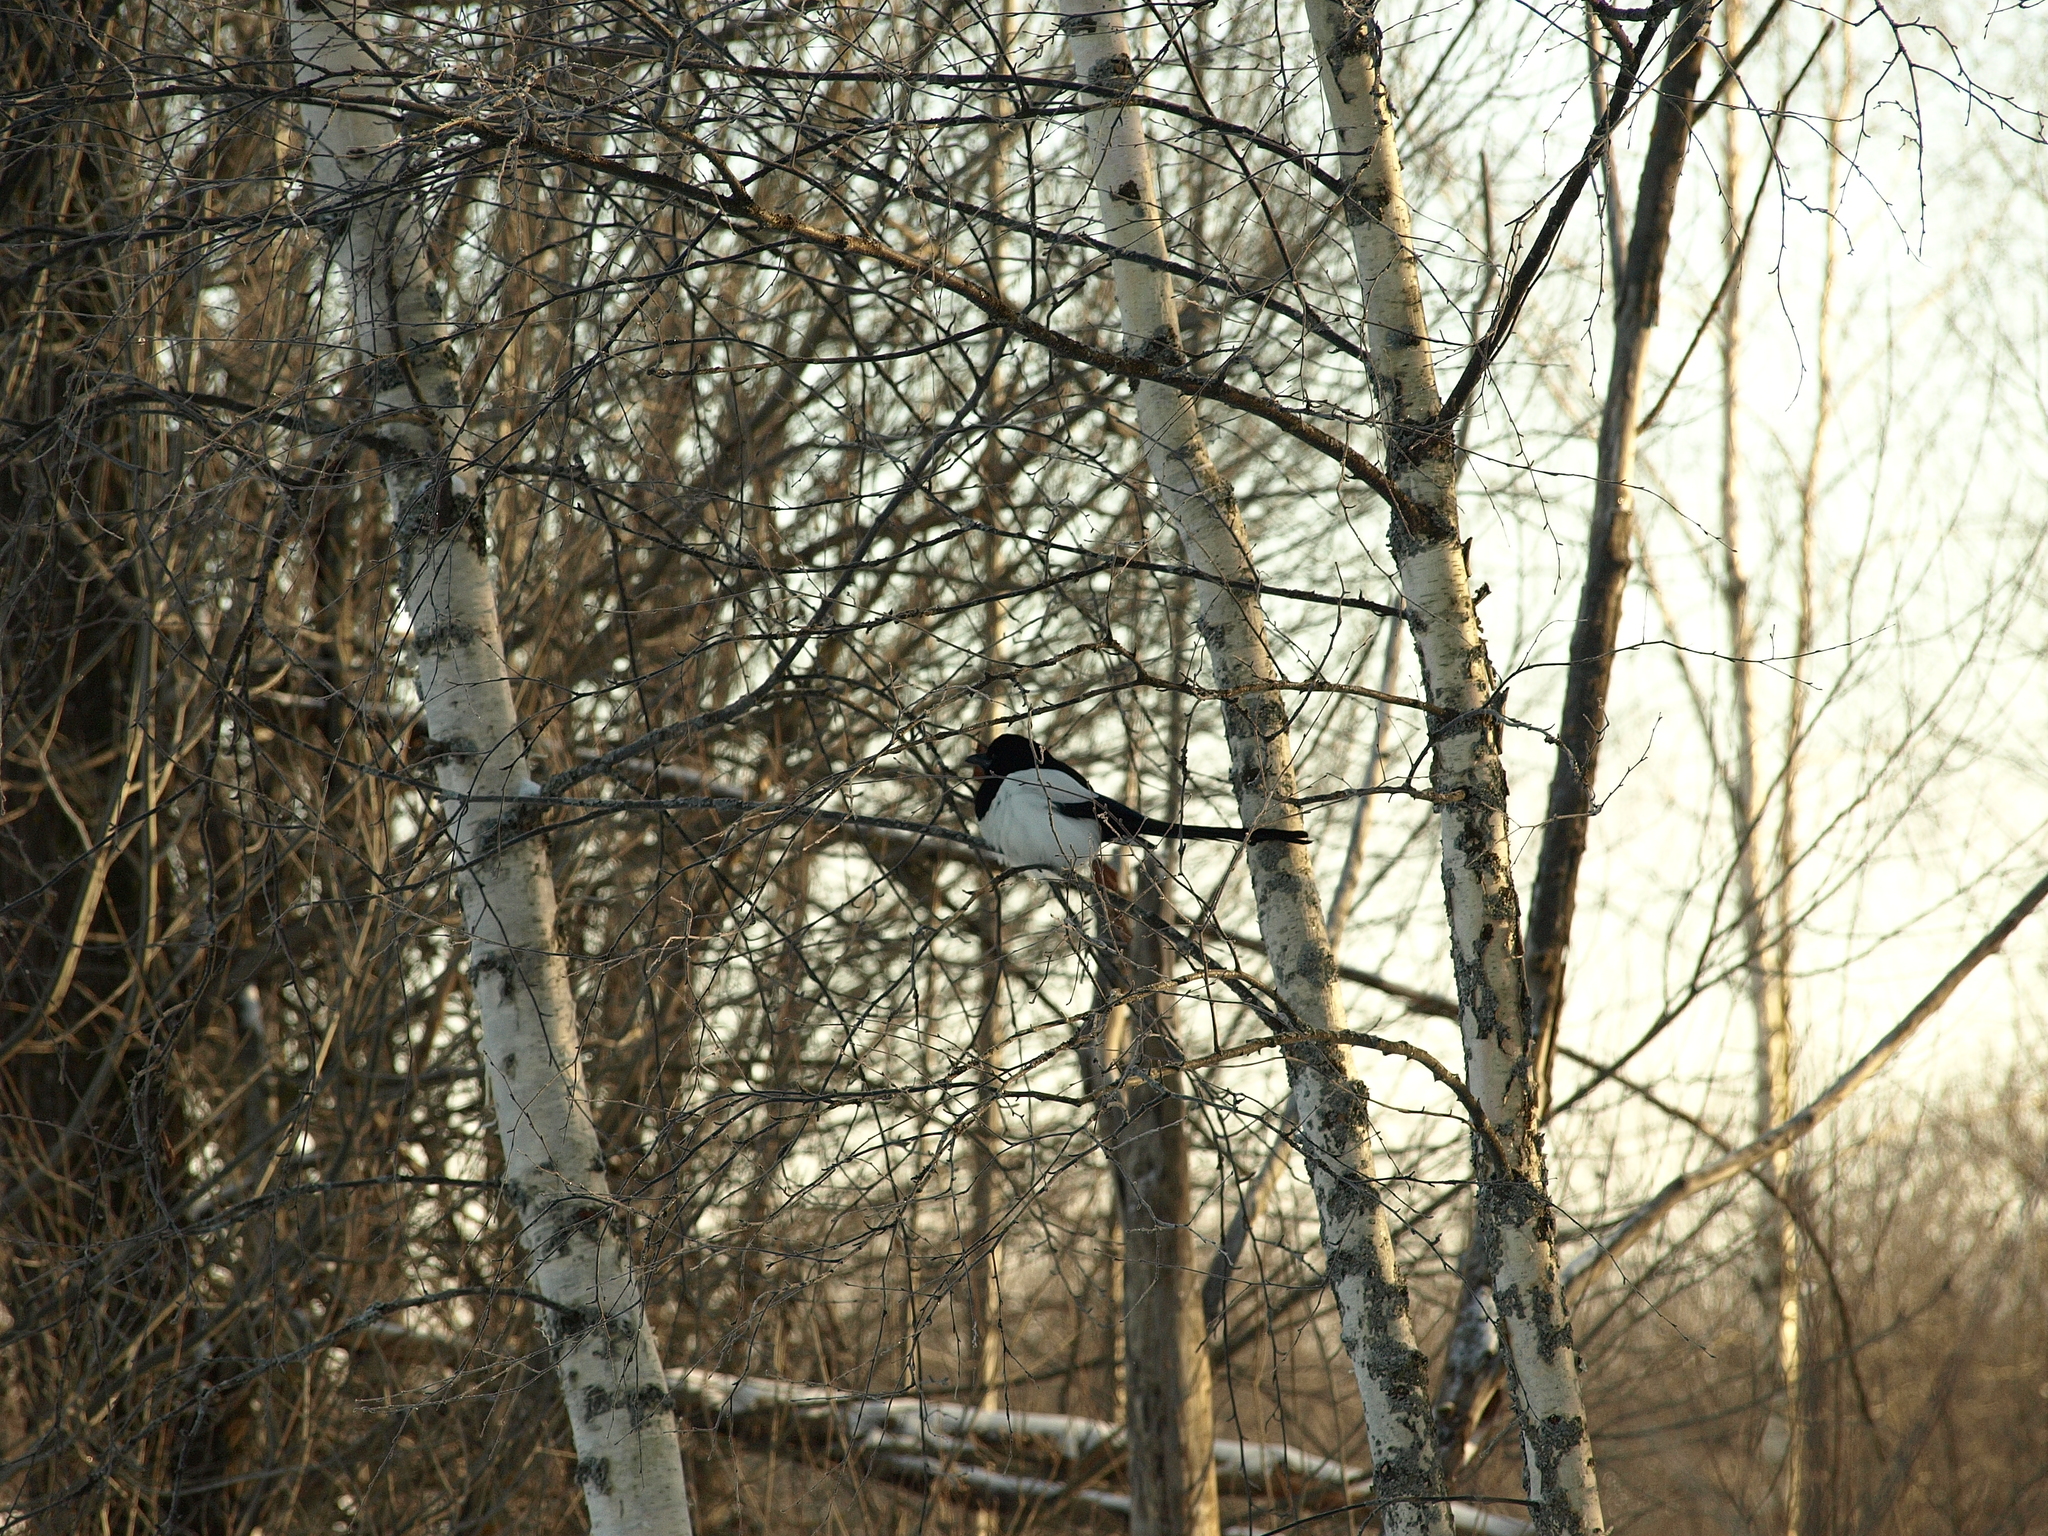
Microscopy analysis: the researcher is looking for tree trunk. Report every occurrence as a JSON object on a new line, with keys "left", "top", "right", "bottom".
{"left": 967, "top": 884, "right": 1008, "bottom": 1536}
{"left": 1205, "top": 613, "right": 1401, "bottom": 1328}
{"left": 968, "top": 586, "right": 1009, "bottom": 1535}
{"left": 288, "top": 11, "right": 694, "bottom": 1536}
{"left": 1112, "top": 863, "right": 1223, "bottom": 1536}
{"left": 1056, "top": 5, "right": 1450, "bottom": 1530}
{"left": 1444, "top": 5, "right": 1706, "bottom": 1478}
{"left": 1521, "top": 0, "right": 1712, "bottom": 1113}
{"left": 1716, "top": 17, "right": 1802, "bottom": 1524}
{"left": 1298, "top": 0, "right": 1618, "bottom": 1527}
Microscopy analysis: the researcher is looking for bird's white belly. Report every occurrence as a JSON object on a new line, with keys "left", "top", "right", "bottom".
{"left": 982, "top": 777, "right": 1102, "bottom": 870}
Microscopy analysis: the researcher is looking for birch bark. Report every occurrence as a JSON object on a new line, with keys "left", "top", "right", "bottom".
{"left": 289, "top": 12, "right": 694, "bottom": 1536}
{"left": 1425, "top": 0, "right": 1708, "bottom": 1487}
{"left": 1055, "top": 6, "right": 1448, "bottom": 1530}
{"left": 1204, "top": 614, "right": 1402, "bottom": 1328}
{"left": 1298, "top": 0, "right": 1611, "bottom": 1527}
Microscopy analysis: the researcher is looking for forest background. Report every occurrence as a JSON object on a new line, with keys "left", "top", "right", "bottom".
{"left": 4, "top": 0, "right": 2047, "bottom": 1533}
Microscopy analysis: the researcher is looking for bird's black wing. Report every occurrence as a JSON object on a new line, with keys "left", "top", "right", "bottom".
{"left": 1051, "top": 794, "right": 1156, "bottom": 841}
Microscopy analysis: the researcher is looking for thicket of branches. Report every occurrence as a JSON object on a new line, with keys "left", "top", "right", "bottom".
{"left": 4, "top": 0, "right": 2045, "bottom": 1532}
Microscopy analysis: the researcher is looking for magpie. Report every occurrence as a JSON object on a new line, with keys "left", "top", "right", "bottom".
{"left": 963, "top": 733, "right": 1310, "bottom": 871}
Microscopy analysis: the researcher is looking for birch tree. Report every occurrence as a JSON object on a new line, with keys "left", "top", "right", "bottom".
{"left": 286, "top": 10, "right": 694, "bottom": 1535}
{"left": 1056, "top": 4, "right": 1451, "bottom": 1528}
{"left": 1398, "top": 0, "right": 1713, "bottom": 1490}
{"left": 1713, "top": 15, "right": 1803, "bottom": 1524}
{"left": 1293, "top": 0, "right": 1635, "bottom": 1524}
{"left": 9, "top": 2, "right": 2048, "bottom": 1534}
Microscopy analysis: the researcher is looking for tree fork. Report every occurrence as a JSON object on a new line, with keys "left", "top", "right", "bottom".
{"left": 1435, "top": 0, "right": 1712, "bottom": 1484}
{"left": 1300, "top": 0, "right": 1613, "bottom": 1527}
{"left": 1055, "top": 5, "right": 1452, "bottom": 1531}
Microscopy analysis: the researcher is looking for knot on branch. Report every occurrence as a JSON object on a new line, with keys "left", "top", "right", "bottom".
{"left": 469, "top": 796, "right": 549, "bottom": 861}
{"left": 303, "top": 194, "right": 354, "bottom": 242}
{"left": 1132, "top": 326, "right": 1188, "bottom": 368}
{"left": 393, "top": 472, "right": 487, "bottom": 557}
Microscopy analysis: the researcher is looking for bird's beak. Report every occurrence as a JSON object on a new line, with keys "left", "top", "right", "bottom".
{"left": 963, "top": 751, "right": 991, "bottom": 771}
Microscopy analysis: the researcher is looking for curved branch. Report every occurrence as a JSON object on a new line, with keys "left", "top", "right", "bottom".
{"left": 1183, "top": 1029, "right": 1509, "bottom": 1176}
{"left": 284, "top": 92, "right": 1426, "bottom": 528}
{"left": 1563, "top": 867, "right": 2048, "bottom": 1294}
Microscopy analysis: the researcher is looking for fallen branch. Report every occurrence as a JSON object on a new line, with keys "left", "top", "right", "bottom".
{"left": 669, "top": 1368, "right": 1528, "bottom": 1534}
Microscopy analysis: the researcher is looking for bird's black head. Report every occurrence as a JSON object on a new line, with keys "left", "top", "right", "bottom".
{"left": 966, "top": 734, "right": 1043, "bottom": 777}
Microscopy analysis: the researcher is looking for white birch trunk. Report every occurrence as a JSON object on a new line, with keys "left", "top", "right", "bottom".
{"left": 1207, "top": 616, "right": 1401, "bottom": 1325}
{"left": 1299, "top": 1, "right": 1605, "bottom": 1529}
{"left": 290, "top": 12, "right": 694, "bottom": 1535}
{"left": 1055, "top": 7, "right": 1449, "bottom": 1530}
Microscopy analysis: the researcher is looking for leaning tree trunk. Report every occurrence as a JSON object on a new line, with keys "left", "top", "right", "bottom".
{"left": 1521, "top": 0, "right": 1711, "bottom": 1118}
{"left": 1299, "top": 0, "right": 1618, "bottom": 1528}
{"left": 1204, "top": 614, "right": 1402, "bottom": 1327}
{"left": 1056, "top": 5, "right": 1451, "bottom": 1531}
{"left": 288, "top": 10, "right": 695, "bottom": 1536}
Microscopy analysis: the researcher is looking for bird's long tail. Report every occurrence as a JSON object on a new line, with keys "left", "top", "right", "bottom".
{"left": 1143, "top": 819, "right": 1308, "bottom": 846}
{"left": 1055, "top": 797, "right": 1310, "bottom": 847}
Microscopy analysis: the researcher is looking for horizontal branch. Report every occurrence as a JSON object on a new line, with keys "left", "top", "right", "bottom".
{"left": 679, "top": 62, "right": 1356, "bottom": 201}
{"left": 955, "top": 515, "right": 1406, "bottom": 620}
{"left": 1288, "top": 782, "right": 1467, "bottom": 806}
{"left": 858, "top": 170, "right": 1376, "bottom": 371}
{"left": 464, "top": 786, "right": 993, "bottom": 863}
{"left": 1218, "top": 930, "right": 1459, "bottom": 1019}
{"left": 1108, "top": 660, "right": 1451, "bottom": 719}
{"left": 291, "top": 91, "right": 1426, "bottom": 530}
{"left": 669, "top": 1368, "right": 1528, "bottom": 1535}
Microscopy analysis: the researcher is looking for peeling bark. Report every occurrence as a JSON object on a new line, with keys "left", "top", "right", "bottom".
{"left": 1428, "top": 0, "right": 1709, "bottom": 1491}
